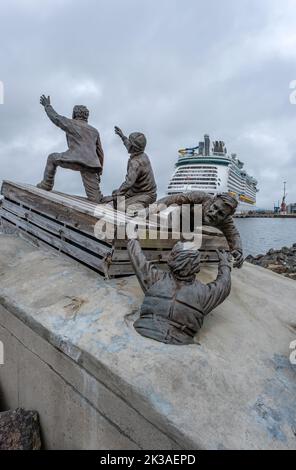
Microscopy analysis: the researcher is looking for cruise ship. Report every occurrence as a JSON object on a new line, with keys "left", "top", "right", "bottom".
{"left": 167, "top": 134, "right": 258, "bottom": 211}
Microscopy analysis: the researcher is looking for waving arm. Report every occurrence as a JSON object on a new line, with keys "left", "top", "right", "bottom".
{"left": 127, "top": 239, "right": 163, "bottom": 293}
{"left": 201, "top": 250, "right": 232, "bottom": 314}
{"left": 40, "top": 95, "right": 74, "bottom": 134}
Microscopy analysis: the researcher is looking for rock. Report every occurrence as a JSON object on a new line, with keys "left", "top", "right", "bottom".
{"left": 246, "top": 244, "right": 296, "bottom": 280}
{"left": 281, "top": 246, "right": 290, "bottom": 254}
{"left": 285, "top": 273, "right": 296, "bottom": 280}
{"left": 277, "top": 254, "right": 286, "bottom": 262}
{"left": 0, "top": 408, "right": 41, "bottom": 450}
{"left": 267, "top": 264, "right": 288, "bottom": 274}
{"left": 260, "top": 260, "right": 272, "bottom": 268}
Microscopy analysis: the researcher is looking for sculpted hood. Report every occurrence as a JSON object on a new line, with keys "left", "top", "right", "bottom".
{"left": 129, "top": 132, "right": 147, "bottom": 152}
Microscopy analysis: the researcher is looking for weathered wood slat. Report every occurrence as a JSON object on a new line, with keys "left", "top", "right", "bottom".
{"left": 2, "top": 182, "right": 134, "bottom": 226}
{"left": 0, "top": 218, "right": 134, "bottom": 276}
{"left": 1, "top": 199, "right": 168, "bottom": 262}
{"left": 1, "top": 181, "right": 101, "bottom": 237}
{"left": 1, "top": 182, "right": 228, "bottom": 246}
{"left": 2, "top": 199, "right": 112, "bottom": 260}
{"left": 1, "top": 182, "right": 155, "bottom": 246}
{"left": 0, "top": 209, "right": 110, "bottom": 274}
{"left": 114, "top": 233, "right": 228, "bottom": 251}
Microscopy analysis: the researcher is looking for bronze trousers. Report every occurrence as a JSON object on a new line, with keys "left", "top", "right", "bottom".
{"left": 41, "top": 153, "right": 103, "bottom": 203}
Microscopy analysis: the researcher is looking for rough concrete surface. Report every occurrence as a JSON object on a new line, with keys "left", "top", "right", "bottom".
{"left": 0, "top": 233, "right": 295, "bottom": 449}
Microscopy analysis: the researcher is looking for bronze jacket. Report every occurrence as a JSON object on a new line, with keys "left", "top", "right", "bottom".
{"left": 117, "top": 151, "right": 157, "bottom": 198}
{"left": 128, "top": 239, "right": 231, "bottom": 345}
{"left": 157, "top": 191, "right": 242, "bottom": 252}
{"left": 44, "top": 104, "right": 104, "bottom": 171}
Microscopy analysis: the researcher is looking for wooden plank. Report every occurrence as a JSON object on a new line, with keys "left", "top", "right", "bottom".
{"left": 2, "top": 199, "right": 112, "bottom": 260}
{"left": 0, "top": 207, "right": 138, "bottom": 276}
{"left": 1, "top": 181, "right": 102, "bottom": 238}
{"left": 114, "top": 234, "right": 228, "bottom": 251}
{"left": 2, "top": 181, "right": 97, "bottom": 217}
{"left": 1, "top": 182, "right": 229, "bottom": 248}
{"left": 112, "top": 247, "right": 170, "bottom": 262}
{"left": 0, "top": 219, "right": 134, "bottom": 276}
{"left": 1, "top": 210, "right": 220, "bottom": 278}
{"left": 1, "top": 202, "right": 225, "bottom": 263}
{"left": 1, "top": 182, "right": 227, "bottom": 274}
{"left": 1, "top": 199, "right": 170, "bottom": 264}
{"left": 0, "top": 209, "right": 110, "bottom": 274}
{"left": 1, "top": 182, "right": 132, "bottom": 245}
{"left": 113, "top": 246, "right": 222, "bottom": 263}
{"left": 2, "top": 182, "right": 129, "bottom": 226}
{"left": 2, "top": 199, "right": 150, "bottom": 262}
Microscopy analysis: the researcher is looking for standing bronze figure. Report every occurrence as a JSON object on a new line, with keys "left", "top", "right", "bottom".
{"left": 157, "top": 191, "right": 244, "bottom": 268}
{"left": 37, "top": 95, "right": 104, "bottom": 202}
{"left": 128, "top": 239, "right": 232, "bottom": 345}
{"left": 103, "top": 127, "right": 157, "bottom": 210}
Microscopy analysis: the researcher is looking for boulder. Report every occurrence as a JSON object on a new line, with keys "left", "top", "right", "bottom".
{"left": 267, "top": 264, "right": 288, "bottom": 274}
{"left": 246, "top": 244, "right": 296, "bottom": 279}
{"left": 285, "top": 272, "right": 296, "bottom": 280}
{"left": 0, "top": 408, "right": 41, "bottom": 450}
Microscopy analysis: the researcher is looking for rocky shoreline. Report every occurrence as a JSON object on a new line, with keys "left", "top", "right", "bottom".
{"left": 245, "top": 244, "right": 296, "bottom": 280}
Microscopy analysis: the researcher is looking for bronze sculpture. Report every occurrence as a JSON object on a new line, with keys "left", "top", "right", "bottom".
{"left": 156, "top": 191, "right": 244, "bottom": 268}
{"left": 103, "top": 127, "right": 157, "bottom": 210}
{"left": 37, "top": 95, "right": 104, "bottom": 202}
{"left": 128, "top": 239, "right": 232, "bottom": 345}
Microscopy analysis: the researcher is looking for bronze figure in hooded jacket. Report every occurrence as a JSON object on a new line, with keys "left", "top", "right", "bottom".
{"left": 103, "top": 127, "right": 157, "bottom": 210}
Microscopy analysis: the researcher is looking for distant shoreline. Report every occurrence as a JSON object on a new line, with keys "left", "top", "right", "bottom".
{"left": 235, "top": 213, "right": 296, "bottom": 218}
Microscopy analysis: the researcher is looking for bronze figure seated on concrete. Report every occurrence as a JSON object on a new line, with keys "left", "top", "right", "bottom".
{"left": 128, "top": 239, "right": 232, "bottom": 345}
{"left": 102, "top": 126, "right": 157, "bottom": 211}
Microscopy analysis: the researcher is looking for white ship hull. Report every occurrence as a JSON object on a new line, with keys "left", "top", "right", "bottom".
{"left": 167, "top": 135, "right": 258, "bottom": 212}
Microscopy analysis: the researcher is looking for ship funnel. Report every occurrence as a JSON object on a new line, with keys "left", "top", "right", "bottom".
{"left": 204, "top": 134, "right": 210, "bottom": 156}
{"left": 198, "top": 141, "right": 204, "bottom": 155}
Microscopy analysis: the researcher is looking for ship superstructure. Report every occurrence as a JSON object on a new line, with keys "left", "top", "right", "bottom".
{"left": 167, "top": 134, "right": 258, "bottom": 210}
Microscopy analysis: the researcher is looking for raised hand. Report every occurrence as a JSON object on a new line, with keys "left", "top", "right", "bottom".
{"left": 216, "top": 249, "right": 231, "bottom": 266}
{"left": 114, "top": 126, "right": 124, "bottom": 139}
{"left": 231, "top": 249, "right": 244, "bottom": 269}
{"left": 40, "top": 95, "right": 50, "bottom": 107}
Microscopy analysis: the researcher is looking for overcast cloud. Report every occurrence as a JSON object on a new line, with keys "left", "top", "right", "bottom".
{"left": 0, "top": 0, "right": 296, "bottom": 208}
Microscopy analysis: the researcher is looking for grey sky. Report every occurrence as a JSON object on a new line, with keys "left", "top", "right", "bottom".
{"left": 0, "top": 0, "right": 295, "bottom": 208}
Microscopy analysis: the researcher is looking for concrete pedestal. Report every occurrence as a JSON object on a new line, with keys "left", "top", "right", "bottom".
{"left": 0, "top": 233, "right": 295, "bottom": 449}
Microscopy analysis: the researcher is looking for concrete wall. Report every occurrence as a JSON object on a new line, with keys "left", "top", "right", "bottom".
{"left": 0, "top": 234, "right": 295, "bottom": 450}
{"left": 0, "top": 304, "right": 178, "bottom": 450}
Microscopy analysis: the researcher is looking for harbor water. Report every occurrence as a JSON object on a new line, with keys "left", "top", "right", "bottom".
{"left": 235, "top": 218, "right": 296, "bottom": 256}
